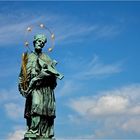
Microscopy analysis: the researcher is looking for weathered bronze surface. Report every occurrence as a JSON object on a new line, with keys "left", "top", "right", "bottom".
{"left": 18, "top": 34, "right": 63, "bottom": 139}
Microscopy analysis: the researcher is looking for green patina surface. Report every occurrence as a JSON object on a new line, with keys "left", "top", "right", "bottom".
{"left": 18, "top": 34, "right": 63, "bottom": 140}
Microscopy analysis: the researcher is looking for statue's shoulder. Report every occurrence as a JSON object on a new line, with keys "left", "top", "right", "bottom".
{"left": 27, "top": 52, "right": 34, "bottom": 56}
{"left": 21, "top": 52, "right": 37, "bottom": 63}
{"left": 27, "top": 52, "right": 36, "bottom": 60}
{"left": 41, "top": 53, "right": 58, "bottom": 67}
{"left": 41, "top": 52, "right": 53, "bottom": 61}
{"left": 41, "top": 52, "right": 57, "bottom": 66}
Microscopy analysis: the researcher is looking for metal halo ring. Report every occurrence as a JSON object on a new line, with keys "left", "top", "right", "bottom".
{"left": 24, "top": 23, "right": 55, "bottom": 52}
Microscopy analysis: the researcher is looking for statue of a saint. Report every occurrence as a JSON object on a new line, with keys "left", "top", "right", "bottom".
{"left": 18, "top": 34, "right": 63, "bottom": 140}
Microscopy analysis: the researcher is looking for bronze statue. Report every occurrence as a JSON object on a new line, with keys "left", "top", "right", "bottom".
{"left": 18, "top": 34, "right": 63, "bottom": 140}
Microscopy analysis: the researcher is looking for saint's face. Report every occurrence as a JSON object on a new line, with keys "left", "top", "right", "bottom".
{"left": 34, "top": 39, "right": 45, "bottom": 50}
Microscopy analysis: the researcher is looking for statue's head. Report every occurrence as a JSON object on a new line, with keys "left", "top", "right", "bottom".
{"left": 33, "top": 34, "right": 47, "bottom": 51}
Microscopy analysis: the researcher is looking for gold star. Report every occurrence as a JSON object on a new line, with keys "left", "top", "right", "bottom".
{"left": 51, "top": 33, "right": 55, "bottom": 40}
{"left": 40, "top": 24, "right": 45, "bottom": 28}
{"left": 25, "top": 41, "right": 29, "bottom": 46}
{"left": 48, "top": 48, "right": 53, "bottom": 52}
{"left": 27, "top": 27, "right": 32, "bottom": 32}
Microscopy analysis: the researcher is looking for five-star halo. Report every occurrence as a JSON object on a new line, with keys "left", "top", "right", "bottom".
{"left": 24, "top": 23, "right": 55, "bottom": 52}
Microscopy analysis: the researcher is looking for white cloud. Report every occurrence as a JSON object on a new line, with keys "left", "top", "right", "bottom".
{"left": 68, "top": 83, "right": 140, "bottom": 137}
{"left": 90, "top": 95, "right": 129, "bottom": 115}
{"left": 4, "top": 102, "right": 24, "bottom": 120}
{"left": 0, "top": 16, "right": 44, "bottom": 46}
{"left": 94, "top": 25, "right": 120, "bottom": 39}
{"left": 57, "top": 138, "right": 94, "bottom": 140}
{"left": 0, "top": 10, "right": 121, "bottom": 47}
{"left": 7, "top": 128, "right": 94, "bottom": 140}
{"left": 0, "top": 12, "right": 60, "bottom": 47}
{"left": 69, "top": 84, "right": 140, "bottom": 117}
{"left": 56, "top": 24, "right": 98, "bottom": 43}
{"left": 85, "top": 62, "right": 122, "bottom": 76}
{"left": 57, "top": 135, "right": 98, "bottom": 140}
{"left": 74, "top": 55, "right": 123, "bottom": 79}
{"left": 55, "top": 21, "right": 120, "bottom": 45}
{"left": 69, "top": 95, "right": 130, "bottom": 117}
{"left": 122, "top": 118, "right": 140, "bottom": 133}
{"left": 8, "top": 129, "right": 25, "bottom": 140}
{"left": 56, "top": 80, "right": 82, "bottom": 97}
{"left": 0, "top": 87, "right": 25, "bottom": 120}
{"left": 61, "top": 54, "right": 123, "bottom": 81}
{"left": 0, "top": 88, "right": 20, "bottom": 102}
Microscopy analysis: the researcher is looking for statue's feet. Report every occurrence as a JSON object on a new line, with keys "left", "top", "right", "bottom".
{"left": 25, "top": 130, "right": 55, "bottom": 139}
{"left": 41, "top": 134, "right": 55, "bottom": 139}
{"left": 26, "top": 129, "right": 36, "bottom": 134}
{"left": 24, "top": 130, "right": 37, "bottom": 139}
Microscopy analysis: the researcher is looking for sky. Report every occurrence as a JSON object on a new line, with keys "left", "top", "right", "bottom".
{"left": 0, "top": 1, "right": 140, "bottom": 140}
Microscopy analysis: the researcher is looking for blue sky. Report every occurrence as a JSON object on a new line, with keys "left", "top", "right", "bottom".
{"left": 0, "top": 1, "right": 140, "bottom": 139}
